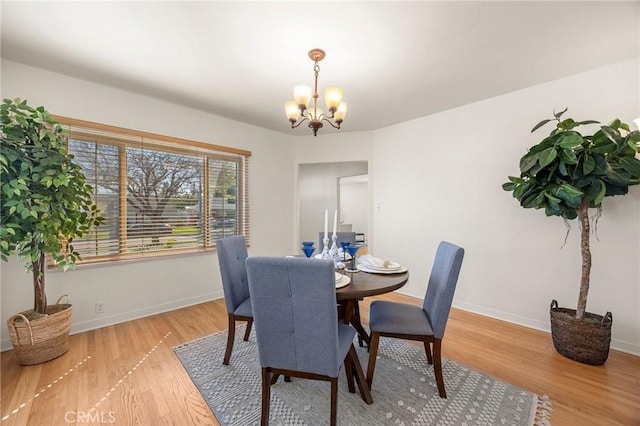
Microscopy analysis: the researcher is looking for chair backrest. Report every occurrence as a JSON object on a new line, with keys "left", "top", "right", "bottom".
{"left": 216, "top": 236, "right": 249, "bottom": 314}
{"left": 423, "top": 241, "right": 465, "bottom": 339}
{"left": 246, "top": 257, "right": 342, "bottom": 377}
{"left": 317, "top": 232, "right": 356, "bottom": 250}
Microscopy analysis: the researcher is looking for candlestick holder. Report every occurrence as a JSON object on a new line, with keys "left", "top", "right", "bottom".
{"left": 329, "top": 234, "right": 339, "bottom": 262}
{"left": 320, "top": 236, "right": 332, "bottom": 260}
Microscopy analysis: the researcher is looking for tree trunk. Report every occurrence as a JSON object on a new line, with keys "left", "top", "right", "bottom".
{"left": 577, "top": 202, "right": 591, "bottom": 320}
{"left": 32, "top": 252, "right": 47, "bottom": 315}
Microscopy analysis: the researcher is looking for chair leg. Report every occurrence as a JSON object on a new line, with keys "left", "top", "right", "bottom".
{"left": 423, "top": 340, "right": 433, "bottom": 365}
{"left": 261, "top": 368, "right": 271, "bottom": 426}
{"left": 223, "top": 313, "right": 236, "bottom": 365}
{"left": 244, "top": 318, "right": 253, "bottom": 341}
{"left": 330, "top": 377, "right": 338, "bottom": 426}
{"left": 349, "top": 344, "right": 373, "bottom": 404}
{"left": 354, "top": 301, "right": 364, "bottom": 347}
{"left": 344, "top": 352, "right": 355, "bottom": 393}
{"left": 270, "top": 374, "right": 280, "bottom": 385}
{"left": 366, "top": 332, "right": 380, "bottom": 388}
{"left": 433, "top": 338, "right": 446, "bottom": 398}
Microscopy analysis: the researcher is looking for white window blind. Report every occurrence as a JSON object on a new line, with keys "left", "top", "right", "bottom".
{"left": 54, "top": 116, "right": 250, "bottom": 265}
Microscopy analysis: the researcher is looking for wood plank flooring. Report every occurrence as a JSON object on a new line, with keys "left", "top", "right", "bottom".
{"left": 2, "top": 293, "right": 638, "bottom": 425}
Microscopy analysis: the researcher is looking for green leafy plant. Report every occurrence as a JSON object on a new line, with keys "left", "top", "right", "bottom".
{"left": 503, "top": 109, "right": 640, "bottom": 320}
{"left": 0, "top": 98, "right": 103, "bottom": 317}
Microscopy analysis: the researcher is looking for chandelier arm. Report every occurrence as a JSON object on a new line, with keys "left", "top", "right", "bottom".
{"left": 291, "top": 117, "right": 309, "bottom": 129}
{"left": 321, "top": 117, "right": 341, "bottom": 129}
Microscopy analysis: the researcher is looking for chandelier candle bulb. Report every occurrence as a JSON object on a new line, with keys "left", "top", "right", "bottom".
{"left": 334, "top": 103, "right": 347, "bottom": 122}
{"left": 325, "top": 87, "right": 343, "bottom": 110}
{"left": 285, "top": 101, "right": 300, "bottom": 122}
{"left": 293, "top": 85, "right": 311, "bottom": 108}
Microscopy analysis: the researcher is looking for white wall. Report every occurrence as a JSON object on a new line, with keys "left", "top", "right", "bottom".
{"left": 293, "top": 131, "right": 374, "bottom": 248}
{"left": 339, "top": 176, "right": 368, "bottom": 234}
{"left": 370, "top": 58, "right": 640, "bottom": 354}
{"left": 2, "top": 57, "right": 639, "bottom": 356}
{"left": 298, "top": 162, "right": 368, "bottom": 245}
{"left": 0, "top": 60, "right": 296, "bottom": 351}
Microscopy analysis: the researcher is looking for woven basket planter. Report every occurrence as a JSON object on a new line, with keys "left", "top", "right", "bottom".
{"left": 549, "top": 299, "right": 612, "bottom": 365}
{"left": 7, "top": 296, "right": 72, "bottom": 366}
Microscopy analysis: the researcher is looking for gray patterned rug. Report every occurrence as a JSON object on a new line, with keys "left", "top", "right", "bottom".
{"left": 174, "top": 326, "right": 551, "bottom": 425}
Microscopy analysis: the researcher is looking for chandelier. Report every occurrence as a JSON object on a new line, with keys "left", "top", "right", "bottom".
{"left": 285, "top": 49, "right": 347, "bottom": 136}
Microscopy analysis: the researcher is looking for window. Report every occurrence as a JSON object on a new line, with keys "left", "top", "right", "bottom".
{"left": 54, "top": 116, "right": 250, "bottom": 265}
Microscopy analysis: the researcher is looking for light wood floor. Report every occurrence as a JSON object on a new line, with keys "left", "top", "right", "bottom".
{"left": 2, "top": 293, "right": 638, "bottom": 425}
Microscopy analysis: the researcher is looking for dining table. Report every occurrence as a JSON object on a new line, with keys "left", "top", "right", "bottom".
{"left": 336, "top": 269, "right": 409, "bottom": 347}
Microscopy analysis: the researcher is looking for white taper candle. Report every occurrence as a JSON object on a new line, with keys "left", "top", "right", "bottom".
{"left": 324, "top": 209, "right": 328, "bottom": 239}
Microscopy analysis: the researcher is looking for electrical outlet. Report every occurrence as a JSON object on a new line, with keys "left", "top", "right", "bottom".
{"left": 95, "top": 301, "right": 105, "bottom": 314}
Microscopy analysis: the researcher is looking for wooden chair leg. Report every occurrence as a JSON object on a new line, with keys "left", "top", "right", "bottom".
{"left": 261, "top": 368, "right": 271, "bottom": 426}
{"left": 270, "top": 374, "right": 280, "bottom": 385}
{"left": 244, "top": 318, "right": 253, "bottom": 341}
{"left": 344, "top": 352, "right": 355, "bottom": 393}
{"left": 366, "top": 332, "right": 380, "bottom": 388}
{"left": 433, "top": 338, "right": 446, "bottom": 398}
{"left": 354, "top": 301, "right": 364, "bottom": 347}
{"left": 330, "top": 377, "right": 338, "bottom": 426}
{"left": 223, "top": 313, "right": 235, "bottom": 365}
{"left": 349, "top": 344, "right": 373, "bottom": 404}
{"left": 269, "top": 374, "right": 291, "bottom": 385}
{"left": 423, "top": 340, "right": 433, "bottom": 365}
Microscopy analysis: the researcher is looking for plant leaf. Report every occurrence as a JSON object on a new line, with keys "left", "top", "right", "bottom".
{"left": 558, "top": 132, "right": 584, "bottom": 148}
{"left": 583, "top": 180, "right": 606, "bottom": 206}
{"left": 553, "top": 107, "right": 568, "bottom": 119}
{"left": 539, "top": 147, "right": 557, "bottom": 168}
{"left": 619, "top": 157, "right": 640, "bottom": 177}
{"left": 531, "top": 119, "right": 552, "bottom": 133}
{"left": 576, "top": 120, "right": 599, "bottom": 126}
{"left": 583, "top": 154, "right": 596, "bottom": 175}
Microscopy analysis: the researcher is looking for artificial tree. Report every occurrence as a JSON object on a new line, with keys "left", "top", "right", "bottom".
{"left": 503, "top": 109, "right": 640, "bottom": 321}
{"left": 0, "top": 98, "right": 102, "bottom": 318}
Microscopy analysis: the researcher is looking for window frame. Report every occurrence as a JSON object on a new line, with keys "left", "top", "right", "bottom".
{"left": 52, "top": 115, "right": 251, "bottom": 266}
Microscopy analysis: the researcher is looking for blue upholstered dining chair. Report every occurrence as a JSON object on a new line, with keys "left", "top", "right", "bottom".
{"left": 366, "top": 241, "right": 465, "bottom": 398}
{"left": 216, "top": 236, "right": 252, "bottom": 365}
{"left": 246, "top": 256, "right": 373, "bottom": 426}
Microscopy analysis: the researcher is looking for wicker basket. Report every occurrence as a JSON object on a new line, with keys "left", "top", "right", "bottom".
{"left": 7, "top": 296, "right": 72, "bottom": 366}
{"left": 549, "top": 299, "right": 612, "bottom": 365}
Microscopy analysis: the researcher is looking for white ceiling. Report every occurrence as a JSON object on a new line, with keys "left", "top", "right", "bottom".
{"left": 1, "top": 1, "right": 638, "bottom": 136}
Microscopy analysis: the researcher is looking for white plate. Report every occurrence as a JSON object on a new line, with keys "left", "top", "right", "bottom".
{"left": 335, "top": 275, "right": 351, "bottom": 289}
{"left": 357, "top": 265, "right": 408, "bottom": 274}
{"left": 335, "top": 272, "right": 342, "bottom": 282}
{"left": 362, "top": 261, "right": 402, "bottom": 271}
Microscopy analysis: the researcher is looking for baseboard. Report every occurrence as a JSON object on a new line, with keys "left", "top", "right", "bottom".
{"left": 452, "top": 299, "right": 640, "bottom": 356}
{"left": 1, "top": 291, "right": 223, "bottom": 352}
{"left": 394, "top": 290, "right": 639, "bottom": 356}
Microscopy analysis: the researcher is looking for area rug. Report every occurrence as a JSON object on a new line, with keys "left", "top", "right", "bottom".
{"left": 174, "top": 326, "right": 551, "bottom": 425}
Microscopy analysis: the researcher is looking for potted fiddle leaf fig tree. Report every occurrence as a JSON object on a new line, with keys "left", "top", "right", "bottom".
{"left": 0, "top": 98, "right": 103, "bottom": 365}
{"left": 502, "top": 108, "right": 640, "bottom": 365}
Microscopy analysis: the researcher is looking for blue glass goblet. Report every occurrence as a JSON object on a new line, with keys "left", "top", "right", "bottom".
{"left": 339, "top": 241, "right": 351, "bottom": 262}
{"left": 302, "top": 246, "right": 315, "bottom": 258}
{"left": 345, "top": 246, "right": 360, "bottom": 272}
{"left": 302, "top": 241, "right": 314, "bottom": 247}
